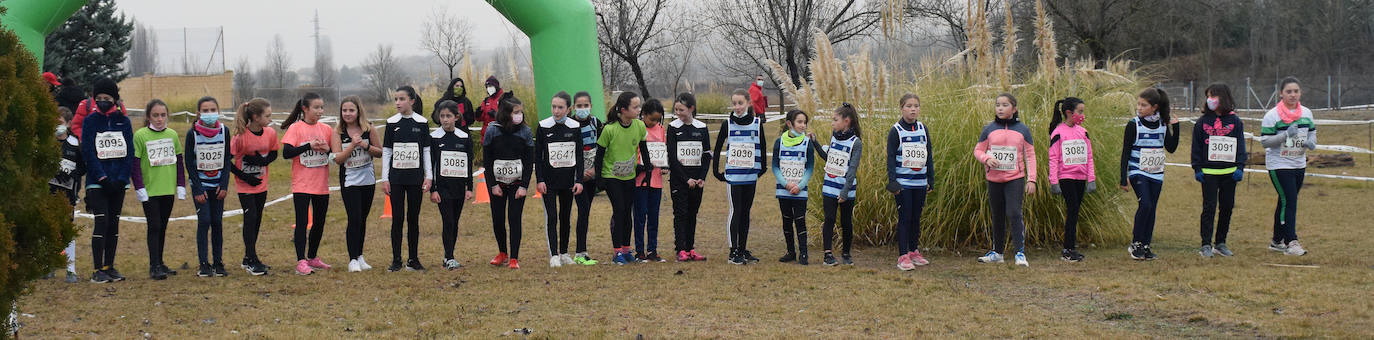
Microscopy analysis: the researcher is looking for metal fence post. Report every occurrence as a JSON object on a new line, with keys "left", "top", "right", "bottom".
{"left": 1246, "top": 77, "right": 1252, "bottom": 111}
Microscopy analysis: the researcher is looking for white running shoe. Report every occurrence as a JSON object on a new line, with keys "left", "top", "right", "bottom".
{"left": 348, "top": 259, "right": 362, "bottom": 273}
{"left": 550, "top": 255, "right": 563, "bottom": 268}
{"left": 357, "top": 256, "right": 373, "bottom": 271}
{"left": 1285, "top": 240, "right": 1307, "bottom": 256}
{"left": 977, "top": 251, "right": 1004, "bottom": 263}
{"left": 559, "top": 253, "right": 575, "bottom": 265}
{"left": 1014, "top": 252, "right": 1029, "bottom": 267}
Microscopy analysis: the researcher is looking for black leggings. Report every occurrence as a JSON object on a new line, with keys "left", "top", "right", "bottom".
{"left": 86, "top": 186, "right": 125, "bottom": 270}
{"left": 1130, "top": 178, "right": 1163, "bottom": 245}
{"left": 988, "top": 179, "right": 1026, "bottom": 254}
{"left": 670, "top": 180, "right": 703, "bottom": 252}
{"left": 390, "top": 184, "right": 422, "bottom": 261}
{"left": 342, "top": 185, "right": 375, "bottom": 259}
{"left": 490, "top": 184, "right": 526, "bottom": 259}
{"left": 238, "top": 192, "right": 267, "bottom": 261}
{"left": 822, "top": 196, "right": 854, "bottom": 254}
{"left": 194, "top": 189, "right": 226, "bottom": 265}
{"left": 1200, "top": 175, "right": 1236, "bottom": 246}
{"left": 543, "top": 189, "right": 574, "bottom": 256}
{"left": 604, "top": 178, "right": 636, "bottom": 249}
{"left": 779, "top": 198, "right": 808, "bottom": 254}
{"left": 292, "top": 193, "right": 329, "bottom": 261}
{"left": 725, "top": 183, "right": 756, "bottom": 251}
{"left": 573, "top": 180, "right": 597, "bottom": 253}
{"left": 1269, "top": 169, "right": 1304, "bottom": 244}
{"left": 1059, "top": 179, "right": 1086, "bottom": 250}
{"left": 142, "top": 195, "right": 174, "bottom": 268}
{"left": 437, "top": 191, "right": 466, "bottom": 260}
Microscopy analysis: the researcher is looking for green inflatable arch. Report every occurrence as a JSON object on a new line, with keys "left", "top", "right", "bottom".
{"left": 486, "top": 0, "right": 606, "bottom": 119}
{"left": 0, "top": 0, "right": 85, "bottom": 63}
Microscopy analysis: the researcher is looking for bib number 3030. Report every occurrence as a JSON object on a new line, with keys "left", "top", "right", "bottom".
{"left": 727, "top": 142, "right": 755, "bottom": 168}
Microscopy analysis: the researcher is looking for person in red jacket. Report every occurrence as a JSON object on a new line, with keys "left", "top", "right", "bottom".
{"left": 476, "top": 76, "right": 509, "bottom": 134}
{"left": 749, "top": 74, "right": 768, "bottom": 116}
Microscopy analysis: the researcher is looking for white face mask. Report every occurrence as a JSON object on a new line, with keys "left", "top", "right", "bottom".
{"left": 574, "top": 108, "right": 591, "bottom": 119}
{"left": 756, "top": 80, "right": 764, "bottom": 87}
{"left": 511, "top": 114, "right": 523, "bottom": 125}
{"left": 486, "top": 86, "right": 497, "bottom": 96}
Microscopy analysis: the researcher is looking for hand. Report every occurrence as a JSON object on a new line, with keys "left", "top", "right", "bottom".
{"left": 1232, "top": 169, "right": 1244, "bottom": 182}
{"left": 1303, "top": 139, "right": 1317, "bottom": 150}
{"left": 1120, "top": 184, "right": 1130, "bottom": 192}
{"left": 1286, "top": 126, "right": 1301, "bottom": 137}
{"left": 176, "top": 186, "right": 187, "bottom": 200}
{"left": 465, "top": 190, "right": 474, "bottom": 201}
{"left": 491, "top": 185, "right": 503, "bottom": 197}
{"left": 241, "top": 173, "right": 263, "bottom": 187}
{"left": 515, "top": 187, "right": 528, "bottom": 199}
{"left": 216, "top": 189, "right": 227, "bottom": 200}
{"left": 837, "top": 196, "right": 846, "bottom": 203}
{"left": 1194, "top": 171, "right": 1204, "bottom": 183}
{"left": 1086, "top": 181, "right": 1097, "bottom": 193}
{"left": 985, "top": 158, "right": 1001, "bottom": 169}
{"left": 422, "top": 179, "right": 432, "bottom": 192}
{"left": 194, "top": 194, "right": 207, "bottom": 204}
{"left": 1025, "top": 182, "right": 1037, "bottom": 195}
{"left": 788, "top": 185, "right": 800, "bottom": 195}
{"left": 584, "top": 169, "right": 594, "bottom": 179}
{"left": 353, "top": 139, "right": 367, "bottom": 150}
{"left": 806, "top": 132, "right": 816, "bottom": 140}
{"left": 537, "top": 182, "right": 547, "bottom": 195}
{"left": 573, "top": 183, "right": 583, "bottom": 195}
{"left": 136, "top": 188, "right": 149, "bottom": 202}
{"left": 381, "top": 181, "right": 391, "bottom": 196}
{"left": 430, "top": 191, "right": 441, "bottom": 203}
{"left": 311, "top": 140, "right": 329, "bottom": 152}
{"left": 660, "top": 169, "right": 669, "bottom": 176}
{"left": 1050, "top": 184, "right": 1062, "bottom": 195}
{"left": 1170, "top": 117, "right": 1179, "bottom": 125}
{"left": 97, "top": 176, "right": 115, "bottom": 189}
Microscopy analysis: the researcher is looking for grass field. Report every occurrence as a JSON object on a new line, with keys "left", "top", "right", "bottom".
{"left": 13, "top": 112, "right": 1374, "bottom": 338}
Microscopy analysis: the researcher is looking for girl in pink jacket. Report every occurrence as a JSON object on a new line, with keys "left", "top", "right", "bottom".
{"left": 1047, "top": 97, "right": 1096, "bottom": 263}
{"left": 974, "top": 93, "right": 1037, "bottom": 267}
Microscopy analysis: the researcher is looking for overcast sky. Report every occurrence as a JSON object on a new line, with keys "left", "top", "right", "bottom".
{"left": 116, "top": 0, "right": 521, "bottom": 70}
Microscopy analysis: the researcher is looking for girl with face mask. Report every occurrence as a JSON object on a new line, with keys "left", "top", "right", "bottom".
{"left": 132, "top": 99, "right": 186, "bottom": 280}
{"left": 184, "top": 97, "right": 234, "bottom": 277}
{"left": 1190, "top": 85, "right": 1246, "bottom": 258}
{"left": 1047, "top": 97, "right": 1096, "bottom": 263}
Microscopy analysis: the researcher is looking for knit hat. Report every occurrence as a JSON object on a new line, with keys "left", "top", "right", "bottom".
{"left": 93, "top": 78, "right": 120, "bottom": 101}
{"left": 485, "top": 75, "right": 499, "bottom": 89}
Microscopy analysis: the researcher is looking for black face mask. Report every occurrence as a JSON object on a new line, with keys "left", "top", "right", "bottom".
{"left": 95, "top": 100, "right": 117, "bottom": 113}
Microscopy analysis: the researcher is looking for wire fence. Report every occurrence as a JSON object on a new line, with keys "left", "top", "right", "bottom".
{"left": 1159, "top": 74, "right": 1374, "bottom": 113}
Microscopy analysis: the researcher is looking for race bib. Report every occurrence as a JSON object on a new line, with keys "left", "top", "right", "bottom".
{"left": 990, "top": 145, "right": 1017, "bottom": 171}
{"left": 727, "top": 142, "right": 755, "bottom": 168}
{"left": 440, "top": 150, "right": 468, "bottom": 178}
{"left": 646, "top": 142, "right": 668, "bottom": 168}
{"left": 300, "top": 150, "right": 329, "bottom": 168}
{"left": 583, "top": 147, "right": 598, "bottom": 172}
{"left": 344, "top": 141, "right": 372, "bottom": 168}
{"left": 392, "top": 142, "right": 420, "bottom": 169}
{"left": 195, "top": 143, "right": 225, "bottom": 171}
{"left": 493, "top": 159, "right": 522, "bottom": 184}
{"left": 59, "top": 159, "right": 77, "bottom": 174}
{"left": 676, "top": 141, "right": 703, "bottom": 167}
{"left": 611, "top": 159, "right": 635, "bottom": 178}
{"left": 824, "top": 148, "right": 850, "bottom": 178}
{"left": 1280, "top": 129, "right": 1307, "bottom": 159}
{"left": 901, "top": 142, "right": 927, "bottom": 169}
{"left": 95, "top": 131, "right": 127, "bottom": 160}
{"left": 780, "top": 159, "right": 805, "bottom": 184}
{"left": 1207, "top": 136, "right": 1237, "bottom": 163}
{"left": 1138, "top": 148, "right": 1166, "bottom": 174}
{"left": 242, "top": 164, "right": 263, "bottom": 175}
{"left": 548, "top": 142, "right": 576, "bottom": 168}
{"left": 145, "top": 138, "right": 177, "bottom": 167}
{"left": 1061, "top": 139, "right": 1089, "bottom": 166}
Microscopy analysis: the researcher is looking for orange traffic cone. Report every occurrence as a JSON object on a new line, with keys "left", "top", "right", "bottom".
{"left": 474, "top": 178, "right": 490, "bottom": 204}
{"left": 290, "top": 208, "right": 314, "bottom": 229}
{"left": 379, "top": 194, "right": 393, "bottom": 219}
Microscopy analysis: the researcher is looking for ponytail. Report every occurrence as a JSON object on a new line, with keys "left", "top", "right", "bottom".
{"left": 1138, "top": 87, "right": 1170, "bottom": 123}
{"left": 1048, "top": 97, "right": 1083, "bottom": 134}
{"left": 234, "top": 98, "right": 271, "bottom": 136}
{"left": 283, "top": 92, "right": 322, "bottom": 130}
{"left": 397, "top": 85, "right": 423, "bottom": 117}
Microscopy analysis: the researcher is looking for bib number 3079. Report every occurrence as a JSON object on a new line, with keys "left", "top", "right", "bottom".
{"left": 990, "top": 145, "right": 1017, "bottom": 171}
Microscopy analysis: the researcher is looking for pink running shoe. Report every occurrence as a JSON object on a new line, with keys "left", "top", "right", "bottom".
{"left": 688, "top": 249, "right": 706, "bottom": 261}
{"left": 909, "top": 250, "right": 929, "bottom": 266}
{"left": 677, "top": 250, "right": 691, "bottom": 262}
{"left": 307, "top": 258, "right": 331, "bottom": 270}
{"left": 897, "top": 253, "right": 914, "bottom": 271}
{"left": 295, "top": 259, "right": 313, "bottom": 275}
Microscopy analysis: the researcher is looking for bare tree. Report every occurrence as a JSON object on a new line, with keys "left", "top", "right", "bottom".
{"left": 420, "top": 5, "right": 473, "bottom": 84}
{"left": 594, "top": 0, "right": 672, "bottom": 97}
{"left": 706, "top": 0, "right": 880, "bottom": 100}
{"left": 264, "top": 34, "right": 293, "bottom": 88}
{"left": 314, "top": 37, "right": 336, "bottom": 87}
{"left": 897, "top": 0, "right": 972, "bottom": 51}
{"left": 233, "top": 57, "right": 256, "bottom": 105}
{"left": 644, "top": 17, "right": 701, "bottom": 97}
{"left": 363, "top": 44, "right": 404, "bottom": 103}
{"left": 127, "top": 21, "right": 158, "bottom": 76}
{"left": 1043, "top": 0, "right": 1144, "bottom": 68}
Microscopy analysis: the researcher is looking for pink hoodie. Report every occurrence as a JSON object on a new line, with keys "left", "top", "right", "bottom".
{"left": 973, "top": 119, "right": 1037, "bottom": 183}
{"left": 1047, "top": 123, "right": 1096, "bottom": 184}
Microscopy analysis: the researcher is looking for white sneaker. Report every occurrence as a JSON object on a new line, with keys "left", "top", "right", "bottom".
{"left": 550, "top": 256, "right": 563, "bottom": 268}
{"left": 1268, "top": 241, "right": 1288, "bottom": 252}
{"left": 559, "top": 253, "right": 575, "bottom": 265}
{"left": 1014, "top": 252, "right": 1029, "bottom": 267}
{"left": 977, "top": 251, "right": 1004, "bottom": 263}
{"left": 357, "top": 256, "right": 373, "bottom": 271}
{"left": 1285, "top": 240, "right": 1307, "bottom": 256}
{"left": 348, "top": 259, "right": 362, "bottom": 272}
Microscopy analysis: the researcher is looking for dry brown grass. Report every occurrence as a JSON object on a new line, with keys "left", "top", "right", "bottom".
{"left": 13, "top": 118, "right": 1374, "bottom": 338}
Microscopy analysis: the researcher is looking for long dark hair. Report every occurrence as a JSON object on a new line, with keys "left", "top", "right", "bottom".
{"left": 396, "top": 85, "right": 424, "bottom": 116}
{"left": 282, "top": 92, "right": 322, "bottom": 129}
{"left": 607, "top": 91, "right": 639, "bottom": 123}
{"left": 1202, "top": 84, "right": 1235, "bottom": 116}
{"left": 834, "top": 102, "right": 861, "bottom": 137}
{"left": 675, "top": 92, "right": 697, "bottom": 117}
{"left": 496, "top": 96, "right": 523, "bottom": 133}
{"left": 1049, "top": 97, "right": 1084, "bottom": 134}
{"left": 440, "top": 77, "right": 466, "bottom": 102}
{"left": 1138, "top": 87, "right": 1171, "bottom": 124}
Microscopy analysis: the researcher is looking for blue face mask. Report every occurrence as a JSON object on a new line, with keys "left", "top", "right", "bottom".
{"left": 574, "top": 108, "right": 591, "bottom": 119}
{"left": 200, "top": 112, "right": 219, "bottom": 125}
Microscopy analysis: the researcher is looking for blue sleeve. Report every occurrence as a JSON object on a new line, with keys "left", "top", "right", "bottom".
{"left": 801, "top": 141, "right": 815, "bottom": 188}
{"left": 184, "top": 132, "right": 204, "bottom": 196}
{"left": 81, "top": 118, "right": 104, "bottom": 183}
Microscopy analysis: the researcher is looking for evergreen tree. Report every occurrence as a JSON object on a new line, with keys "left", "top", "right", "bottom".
{"left": 43, "top": 0, "right": 133, "bottom": 89}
